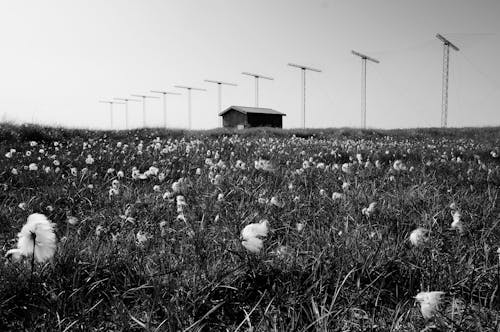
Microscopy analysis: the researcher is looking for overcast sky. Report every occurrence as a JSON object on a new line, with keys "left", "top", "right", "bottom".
{"left": 0, "top": 0, "right": 499, "bottom": 130}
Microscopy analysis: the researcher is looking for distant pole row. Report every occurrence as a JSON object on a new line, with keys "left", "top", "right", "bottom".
{"left": 99, "top": 33, "right": 459, "bottom": 130}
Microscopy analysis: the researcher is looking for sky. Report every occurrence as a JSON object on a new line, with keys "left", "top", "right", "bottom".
{"left": 0, "top": 0, "right": 499, "bottom": 130}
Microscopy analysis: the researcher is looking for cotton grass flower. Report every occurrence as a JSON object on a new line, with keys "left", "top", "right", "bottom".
{"left": 241, "top": 219, "right": 269, "bottom": 254}
{"left": 409, "top": 227, "right": 429, "bottom": 247}
{"left": 451, "top": 210, "right": 464, "bottom": 233}
{"left": 414, "top": 291, "right": 445, "bottom": 320}
{"left": 362, "top": 202, "right": 377, "bottom": 217}
{"left": 6, "top": 213, "right": 56, "bottom": 263}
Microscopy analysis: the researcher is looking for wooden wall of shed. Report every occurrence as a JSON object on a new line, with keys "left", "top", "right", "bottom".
{"left": 247, "top": 113, "right": 283, "bottom": 128}
{"left": 222, "top": 109, "right": 248, "bottom": 128}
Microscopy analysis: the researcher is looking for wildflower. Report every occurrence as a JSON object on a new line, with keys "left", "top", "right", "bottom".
{"left": 70, "top": 167, "right": 78, "bottom": 176}
{"left": 53, "top": 160, "right": 60, "bottom": 166}
{"left": 254, "top": 158, "right": 275, "bottom": 172}
{"left": 6, "top": 213, "right": 56, "bottom": 263}
{"left": 393, "top": 160, "right": 407, "bottom": 171}
{"left": 30, "top": 141, "right": 37, "bottom": 147}
{"left": 28, "top": 163, "right": 38, "bottom": 171}
{"left": 18, "top": 202, "right": 27, "bottom": 210}
{"left": 451, "top": 211, "right": 464, "bottom": 233}
{"left": 211, "top": 174, "right": 223, "bottom": 185}
{"left": 66, "top": 216, "right": 79, "bottom": 226}
{"left": 362, "top": 202, "right": 377, "bottom": 217}
{"left": 11, "top": 168, "right": 18, "bottom": 175}
{"left": 106, "top": 168, "right": 115, "bottom": 174}
{"left": 117, "top": 170, "right": 124, "bottom": 178}
{"left": 176, "top": 195, "right": 187, "bottom": 213}
{"left": 241, "top": 219, "right": 269, "bottom": 254}
{"left": 153, "top": 185, "right": 161, "bottom": 193}
{"left": 136, "top": 231, "right": 149, "bottom": 247}
{"left": 341, "top": 163, "right": 352, "bottom": 174}
{"left": 331, "top": 192, "right": 344, "bottom": 200}
{"left": 109, "top": 187, "right": 119, "bottom": 198}
{"left": 95, "top": 225, "right": 105, "bottom": 237}
{"left": 158, "top": 172, "right": 166, "bottom": 182}
{"left": 25, "top": 151, "right": 32, "bottom": 157}
{"left": 217, "top": 193, "right": 224, "bottom": 201}
{"left": 342, "top": 181, "right": 351, "bottom": 191}
{"left": 85, "top": 154, "right": 94, "bottom": 165}
{"left": 409, "top": 227, "right": 429, "bottom": 246}
{"left": 270, "top": 196, "right": 282, "bottom": 207}
{"left": 414, "top": 291, "right": 445, "bottom": 320}
{"left": 195, "top": 168, "right": 202, "bottom": 175}
{"left": 296, "top": 222, "right": 305, "bottom": 232}
{"left": 319, "top": 189, "right": 326, "bottom": 197}
{"left": 146, "top": 166, "right": 159, "bottom": 177}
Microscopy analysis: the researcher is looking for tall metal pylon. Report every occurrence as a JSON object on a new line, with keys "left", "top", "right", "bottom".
{"left": 436, "top": 34, "right": 459, "bottom": 128}
{"left": 351, "top": 51, "right": 379, "bottom": 129}
{"left": 150, "top": 90, "right": 181, "bottom": 128}
{"left": 287, "top": 63, "right": 322, "bottom": 129}
{"left": 241, "top": 72, "right": 274, "bottom": 107}
{"left": 99, "top": 100, "right": 124, "bottom": 129}
{"left": 114, "top": 97, "right": 141, "bottom": 129}
{"left": 174, "top": 85, "right": 206, "bottom": 129}
{"left": 204, "top": 79, "right": 238, "bottom": 127}
{"left": 131, "top": 94, "right": 160, "bottom": 128}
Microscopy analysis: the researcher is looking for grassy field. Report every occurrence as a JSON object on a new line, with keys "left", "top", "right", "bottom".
{"left": 1, "top": 123, "right": 499, "bottom": 331}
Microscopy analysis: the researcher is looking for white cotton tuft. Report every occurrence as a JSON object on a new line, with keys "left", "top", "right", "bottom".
{"left": 241, "top": 219, "right": 269, "bottom": 254}
{"left": 414, "top": 291, "right": 445, "bottom": 320}
{"left": 15, "top": 213, "right": 57, "bottom": 263}
{"left": 409, "top": 228, "right": 428, "bottom": 247}
{"left": 241, "top": 220, "right": 269, "bottom": 240}
{"left": 241, "top": 237, "right": 264, "bottom": 254}
{"left": 451, "top": 211, "right": 464, "bottom": 233}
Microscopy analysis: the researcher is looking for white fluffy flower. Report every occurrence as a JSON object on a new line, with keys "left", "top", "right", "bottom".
{"left": 451, "top": 211, "right": 464, "bottom": 233}
{"left": 362, "top": 202, "right": 377, "bottom": 217}
{"left": 414, "top": 291, "right": 445, "bottom": 320}
{"left": 241, "top": 237, "right": 264, "bottom": 253}
{"left": 241, "top": 219, "right": 269, "bottom": 254}
{"left": 28, "top": 163, "right": 38, "bottom": 171}
{"left": 393, "top": 160, "right": 407, "bottom": 171}
{"left": 409, "top": 227, "right": 428, "bottom": 246}
{"left": 331, "top": 192, "right": 344, "bottom": 200}
{"left": 7, "top": 213, "right": 57, "bottom": 263}
{"left": 85, "top": 154, "right": 94, "bottom": 165}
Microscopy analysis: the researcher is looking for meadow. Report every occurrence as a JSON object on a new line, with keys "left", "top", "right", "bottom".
{"left": 0, "top": 123, "right": 499, "bottom": 331}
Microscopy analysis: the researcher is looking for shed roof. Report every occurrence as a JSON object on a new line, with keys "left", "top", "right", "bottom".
{"left": 219, "top": 106, "right": 286, "bottom": 116}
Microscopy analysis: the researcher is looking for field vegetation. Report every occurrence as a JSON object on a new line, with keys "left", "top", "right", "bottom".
{"left": 1, "top": 123, "right": 499, "bottom": 331}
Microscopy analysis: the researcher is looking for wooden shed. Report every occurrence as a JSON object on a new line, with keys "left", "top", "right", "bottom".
{"left": 219, "top": 106, "right": 285, "bottom": 128}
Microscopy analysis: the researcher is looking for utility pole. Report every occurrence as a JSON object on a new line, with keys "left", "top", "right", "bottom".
{"left": 131, "top": 94, "right": 160, "bottom": 128}
{"left": 114, "top": 97, "right": 141, "bottom": 129}
{"left": 174, "top": 85, "right": 206, "bottom": 129}
{"left": 241, "top": 72, "right": 274, "bottom": 107}
{"left": 204, "top": 79, "right": 238, "bottom": 127}
{"left": 99, "top": 100, "right": 124, "bottom": 129}
{"left": 351, "top": 51, "right": 380, "bottom": 129}
{"left": 150, "top": 90, "right": 181, "bottom": 128}
{"left": 287, "top": 63, "right": 322, "bottom": 129}
{"left": 436, "top": 34, "right": 459, "bottom": 128}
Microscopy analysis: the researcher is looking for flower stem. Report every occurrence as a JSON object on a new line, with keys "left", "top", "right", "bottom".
{"left": 30, "top": 232, "right": 36, "bottom": 286}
